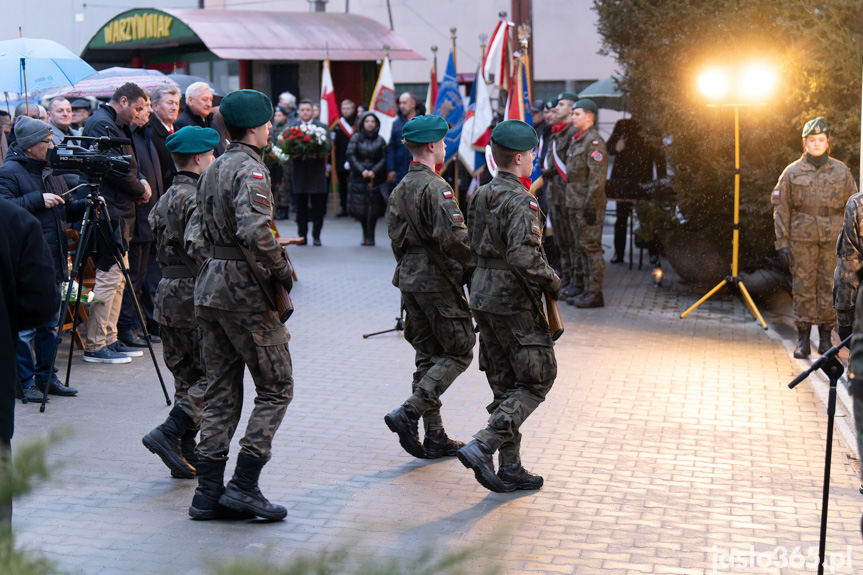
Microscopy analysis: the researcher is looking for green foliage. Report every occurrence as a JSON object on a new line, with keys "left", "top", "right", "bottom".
{"left": 594, "top": 0, "right": 863, "bottom": 266}
{"left": 0, "top": 434, "right": 62, "bottom": 575}
{"left": 211, "top": 545, "right": 499, "bottom": 575}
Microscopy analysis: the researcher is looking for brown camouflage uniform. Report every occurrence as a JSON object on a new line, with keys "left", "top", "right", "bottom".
{"left": 545, "top": 123, "right": 578, "bottom": 287}
{"left": 466, "top": 171, "right": 561, "bottom": 466}
{"left": 149, "top": 172, "right": 207, "bottom": 424}
{"left": 844, "top": 283, "right": 863, "bottom": 479}
{"left": 834, "top": 191, "right": 863, "bottom": 328}
{"left": 566, "top": 125, "right": 609, "bottom": 294}
{"left": 773, "top": 155, "right": 857, "bottom": 326}
{"left": 387, "top": 163, "right": 475, "bottom": 433}
{"left": 190, "top": 142, "right": 294, "bottom": 463}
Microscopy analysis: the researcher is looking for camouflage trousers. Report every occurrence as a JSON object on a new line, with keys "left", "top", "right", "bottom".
{"left": 547, "top": 179, "right": 576, "bottom": 286}
{"left": 402, "top": 290, "right": 475, "bottom": 433}
{"left": 472, "top": 309, "right": 556, "bottom": 466}
{"left": 274, "top": 162, "right": 293, "bottom": 210}
{"left": 194, "top": 306, "right": 293, "bottom": 463}
{"left": 790, "top": 240, "right": 837, "bottom": 326}
{"left": 855, "top": 397, "right": 863, "bottom": 480}
{"left": 160, "top": 325, "right": 207, "bottom": 426}
{"left": 572, "top": 209, "right": 606, "bottom": 293}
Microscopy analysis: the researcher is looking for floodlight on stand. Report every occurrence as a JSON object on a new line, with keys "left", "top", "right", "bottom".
{"left": 740, "top": 64, "right": 774, "bottom": 102}
{"left": 698, "top": 69, "right": 729, "bottom": 100}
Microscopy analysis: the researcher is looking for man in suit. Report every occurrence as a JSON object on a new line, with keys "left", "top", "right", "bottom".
{"left": 148, "top": 84, "right": 182, "bottom": 191}
{"left": 290, "top": 99, "right": 331, "bottom": 246}
{"left": 175, "top": 82, "right": 225, "bottom": 157}
{"left": 333, "top": 99, "right": 357, "bottom": 218}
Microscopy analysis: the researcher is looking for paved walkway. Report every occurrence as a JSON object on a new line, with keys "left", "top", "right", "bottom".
{"left": 10, "top": 213, "right": 863, "bottom": 574}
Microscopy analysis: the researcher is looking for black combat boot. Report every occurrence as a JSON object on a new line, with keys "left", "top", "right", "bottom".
{"left": 572, "top": 291, "right": 605, "bottom": 308}
{"left": 189, "top": 460, "right": 254, "bottom": 520}
{"left": 793, "top": 323, "right": 811, "bottom": 359}
{"left": 560, "top": 284, "right": 583, "bottom": 301}
{"left": 174, "top": 427, "right": 199, "bottom": 478}
{"left": 497, "top": 463, "right": 544, "bottom": 492}
{"left": 817, "top": 324, "right": 834, "bottom": 355}
{"left": 423, "top": 428, "right": 465, "bottom": 459}
{"left": 384, "top": 403, "right": 426, "bottom": 458}
{"left": 142, "top": 406, "right": 196, "bottom": 479}
{"left": 219, "top": 453, "right": 287, "bottom": 521}
{"left": 456, "top": 440, "right": 505, "bottom": 493}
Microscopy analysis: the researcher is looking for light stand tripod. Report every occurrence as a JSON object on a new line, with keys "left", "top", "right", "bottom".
{"left": 43, "top": 181, "right": 170, "bottom": 413}
{"left": 363, "top": 300, "right": 406, "bottom": 339}
{"left": 680, "top": 105, "right": 767, "bottom": 329}
{"left": 788, "top": 335, "right": 850, "bottom": 575}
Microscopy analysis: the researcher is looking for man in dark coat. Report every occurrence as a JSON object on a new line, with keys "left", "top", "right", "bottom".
{"left": 0, "top": 197, "right": 61, "bottom": 528}
{"left": 118, "top": 98, "right": 165, "bottom": 347}
{"left": 174, "top": 82, "right": 226, "bottom": 157}
{"left": 290, "top": 99, "right": 331, "bottom": 245}
{"left": 333, "top": 99, "right": 357, "bottom": 217}
{"left": 0, "top": 117, "right": 82, "bottom": 400}
{"left": 80, "top": 83, "right": 151, "bottom": 364}
{"left": 148, "top": 84, "right": 182, "bottom": 191}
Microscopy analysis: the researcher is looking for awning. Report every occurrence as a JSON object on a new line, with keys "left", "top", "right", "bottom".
{"left": 83, "top": 8, "right": 423, "bottom": 62}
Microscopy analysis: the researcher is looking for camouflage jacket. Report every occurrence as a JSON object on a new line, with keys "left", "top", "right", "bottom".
{"left": 149, "top": 172, "right": 200, "bottom": 329}
{"left": 834, "top": 191, "right": 863, "bottom": 321}
{"left": 387, "top": 163, "right": 474, "bottom": 293}
{"left": 565, "top": 125, "right": 608, "bottom": 210}
{"left": 544, "top": 123, "right": 576, "bottom": 187}
{"left": 467, "top": 171, "right": 561, "bottom": 314}
{"left": 192, "top": 143, "right": 292, "bottom": 311}
{"left": 772, "top": 155, "right": 857, "bottom": 250}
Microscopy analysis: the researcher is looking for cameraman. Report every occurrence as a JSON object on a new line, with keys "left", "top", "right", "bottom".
{"left": 0, "top": 116, "right": 82, "bottom": 399}
{"left": 80, "top": 83, "right": 151, "bottom": 364}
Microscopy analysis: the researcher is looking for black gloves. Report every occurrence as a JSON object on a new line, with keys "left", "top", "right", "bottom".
{"left": 280, "top": 274, "right": 293, "bottom": 294}
{"left": 778, "top": 248, "right": 793, "bottom": 268}
{"left": 583, "top": 208, "right": 597, "bottom": 226}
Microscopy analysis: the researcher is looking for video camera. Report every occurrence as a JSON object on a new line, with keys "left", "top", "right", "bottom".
{"left": 47, "top": 135, "right": 131, "bottom": 180}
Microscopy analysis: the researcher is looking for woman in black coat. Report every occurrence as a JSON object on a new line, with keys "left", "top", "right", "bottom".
{"left": 346, "top": 112, "right": 387, "bottom": 245}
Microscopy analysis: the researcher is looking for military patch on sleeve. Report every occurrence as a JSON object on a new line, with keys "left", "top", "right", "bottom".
{"left": 772, "top": 188, "right": 780, "bottom": 198}
{"left": 443, "top": 189, "right": 453, "bottom": 199}
{"left": 251, "top": 189, "right": 271, "bottom": 208}
{"left": 531, "top": 223, "right": 542, "bottom": 236}
{"left": 592, "top": 140, "right": 599, "bottom": 146}
{"left": 591, "top": 151, "right": 604, "bottom": 162}
{"left": 451, "top": 212, "right": 464, "bottom": 224}
{"left": 529, "top": 200, "right": 539, "bottom": 211}
{"left": 252, "top": 172, "right": 265, "bottom": 180}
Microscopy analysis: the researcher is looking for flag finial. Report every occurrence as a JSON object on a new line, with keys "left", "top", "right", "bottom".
{"left": 518, "top": 23, "right": 531, "bottom": 50}
{"left": 383, "top": 44, "right": 390, "bottom": 59}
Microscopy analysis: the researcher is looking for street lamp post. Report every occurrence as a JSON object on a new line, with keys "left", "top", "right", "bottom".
{"left": 679, "top": 63, "right": 775, "bottom": 329}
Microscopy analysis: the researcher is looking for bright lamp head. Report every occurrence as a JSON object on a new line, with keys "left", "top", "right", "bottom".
{"left": 740, "top": 64, "right": 774, "bottom": 102}
{"left": 698, "top": 69, "right": 729, "bottom": 100}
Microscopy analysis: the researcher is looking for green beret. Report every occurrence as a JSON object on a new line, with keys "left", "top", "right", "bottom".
{"left": 166, "top": 126, "right": 221, "bottom": 154}
{"left": 220, "top": 89, "right": 273, "bottom": 129}
{"left": 802, "top": 116, "right": 829, "bottom": 138}
{"left": 545, "top": 99, "right": 558, "bottom": 110}
{"left": 574, "top": 99, "right": 598, "bottom": 113}
{"left": 557, "top": 91, "right": 579, "bottom": 102}
{"left": 402, "top": 114, "right": 448, "bottom": 143}
{"left": 490, "top": 120, "right": 538, "bottom": 151}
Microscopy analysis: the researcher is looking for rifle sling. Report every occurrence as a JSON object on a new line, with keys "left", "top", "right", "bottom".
{"left": 394, "top": 190, "right": 466, "bottom": 300}
{"left": 211, "top": 174, "right": 278, "bottom": 312}
{"left": 479, "top": 189, "right": 548, "bottom": 328}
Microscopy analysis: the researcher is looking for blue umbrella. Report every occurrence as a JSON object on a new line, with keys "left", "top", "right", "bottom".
{"left": 0, "top": 37, "right": 96, "bottom": 94}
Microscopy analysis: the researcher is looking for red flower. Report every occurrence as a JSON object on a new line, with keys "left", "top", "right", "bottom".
{"left": 304, "top": 135, "right": 310, "bottom": 142}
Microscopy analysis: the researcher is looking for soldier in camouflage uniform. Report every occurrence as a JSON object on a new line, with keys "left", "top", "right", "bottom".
{"left": 384, "top": 114, "right": 475, "bottom": 460}
{"left": 457, "top": 120, "right": 562, "bottom": 493}
{"left": 142, "top": 126, "right": 220, "bottom": 480}
{"left": 565, "top": 99, "right": 608, "bottom": 309}
{"left": 833, "top": 190, "right": 863, "bottom": 344}
{"left": 543, "top": 92, "right": 581, "bottom": 299}
{"left": 186, "top": 90, "right": 294, "bottom": 521}
{"left": 773, "top": 117, "right": 857, "bottom": 357}
{"left": 844, "top": 284, "right": 863, "bottom": 494}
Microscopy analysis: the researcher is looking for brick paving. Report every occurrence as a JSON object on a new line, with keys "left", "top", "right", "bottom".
{"left": 10, "top": 213, "right": 863, "bottom": 574}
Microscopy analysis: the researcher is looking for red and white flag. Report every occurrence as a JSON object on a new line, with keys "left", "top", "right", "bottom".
{"left": 370, "top": 56, "right": 397, "bottom": 143}
{"left": 425, "top": 59, "right": 438, "bottom": 113}
{"left": 320, "top": 58, "right": 337, "bottom": 128}
{"left": 482, "top": 18, "right": 514, "bottom": 90}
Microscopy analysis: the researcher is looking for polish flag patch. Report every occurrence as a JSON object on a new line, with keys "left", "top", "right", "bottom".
{"left": 443, "top": 190, "right": 453, "bottom": 199}
{"left": 529, "top": 200, "right": 539, "bottom": 211}
{"left": 252, "top": 172, "right": 264, "bottom": 179}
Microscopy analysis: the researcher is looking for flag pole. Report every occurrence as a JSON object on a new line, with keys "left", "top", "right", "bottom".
{"left": 327, "top": 57, "right": 339, "bottom": 214}
{"left": 518, "top": 24, "right": 533, "bottom": 104}
{"left": 450, "top": 27, "right": 461, "bottom": 206}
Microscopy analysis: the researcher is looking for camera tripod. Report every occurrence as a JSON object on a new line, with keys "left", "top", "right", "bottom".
{"left": 788, "top": 335, "right": 851, "bottom": 575}
{"left": 41, "top": 183, "right": 170, "bottom": 412}
{"left": 363, "top": 300, "right": 406, "bottom": 338}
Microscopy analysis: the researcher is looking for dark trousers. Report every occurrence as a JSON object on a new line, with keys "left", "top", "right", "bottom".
{"left": 295, "top": 193, "right": 328, "bottom": 240}
{"left": 337, "top": 171, "right": 349, "bottom": 212}
{"left": 1, "top": 439, "right": 10, "bottom": 530}
{"left": 118, "top": 242, "right": 160, "bottom": 333}
{"left": 614, "top": 201, "right": 632, "bottom": 257}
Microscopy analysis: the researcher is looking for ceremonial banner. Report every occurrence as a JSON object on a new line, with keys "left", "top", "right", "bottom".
{"left": 370, "top": 56, "right": 397, "bottom": 143}
{"left": 319, "top": 58, "right": 337, "bottom": 128}
{"left": 482, "top": 18, "right": 513, "bottom": 90}
{"left": 425, "top": 59, "right": 438, "bottom": 113}
{"left": 432, "top": 51, "right": 465, "bottom": 163}
{"left": 458, "top": 67, "right": 493, "bottom": 174}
